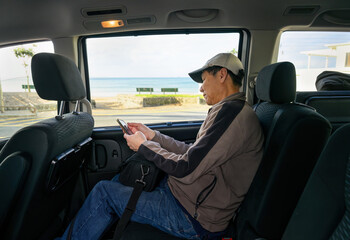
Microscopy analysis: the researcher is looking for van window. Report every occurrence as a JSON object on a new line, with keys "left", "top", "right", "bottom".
{"left": 85, "top": 32, "right": 240, "bottom": 127}
{"left": 0, "top": 41, "right": 55, "bottom": 138}
{"left": 278, "top": 31, "right": 350, "bottom": 91}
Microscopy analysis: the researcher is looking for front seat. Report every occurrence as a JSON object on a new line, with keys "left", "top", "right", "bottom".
{"left": 234, "top": 62, "right": 332, "bottom": 239}
{"left": 0, "top": 53, "right": 94, "bottom": 240}
{"left": 282, "top": 123, "right": 350, "bottom": 240}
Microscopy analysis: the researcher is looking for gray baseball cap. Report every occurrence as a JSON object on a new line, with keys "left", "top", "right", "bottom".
{"left": 188, "top": 53, "right": 244, "bottom": 83}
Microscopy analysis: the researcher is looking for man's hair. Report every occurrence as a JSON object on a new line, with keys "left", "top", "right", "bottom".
{"left": 204, "top": 66, "right": 245, "bottom": 87}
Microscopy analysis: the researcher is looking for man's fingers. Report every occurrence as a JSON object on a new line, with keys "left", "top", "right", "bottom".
{"left": 127, "top": 122, "right": 140, "bottom": 128}
{"left": 128, "top": 123, "right": 141, "bottom": 134}
{"left": 124, "top": 130, "right": 145, "bottom": 152}
{"left": 129, "top": 126, "right": 138, "bottom": 134}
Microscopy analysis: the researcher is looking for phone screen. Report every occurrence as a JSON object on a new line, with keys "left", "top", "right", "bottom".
{"left": 116, "top": 119, "right": 132, "bottom": 135}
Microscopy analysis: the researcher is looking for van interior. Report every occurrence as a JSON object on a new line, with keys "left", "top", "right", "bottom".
{"left": 1, "top": 0, "right": 350, "bottom": 239}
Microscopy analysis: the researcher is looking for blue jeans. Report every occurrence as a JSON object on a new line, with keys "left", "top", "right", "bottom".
{"left": 57, "top": 175, "right": 199, "bottom": 240}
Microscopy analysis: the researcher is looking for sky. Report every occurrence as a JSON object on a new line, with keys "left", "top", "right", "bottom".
{"left": 0, "top": 31, "right": 349, "bottom": 82}
{"left": 86, "top": 33, "right": 240, "bottom": 78}
{"left": 0, "top": 42, "right": 54, "bottom": 81}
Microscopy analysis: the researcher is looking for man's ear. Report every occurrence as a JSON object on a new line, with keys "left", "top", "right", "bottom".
{"left": 219, "top": 68, "right": 228, "bottom": 83}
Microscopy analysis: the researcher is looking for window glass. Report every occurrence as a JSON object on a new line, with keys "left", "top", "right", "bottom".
{"left": 86, "top": 32, "right": 240, "bottom": 127}
{"left": 0, "top": 41, "right": 55, "bottom": 138}
{"left": 278, "top": 31, "right": 350, "bottom": 91}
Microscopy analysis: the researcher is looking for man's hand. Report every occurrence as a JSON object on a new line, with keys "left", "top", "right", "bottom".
{"left": 124, "top": 131, "right": 147, "bottom": 151}
{"left": 127, "top": 122, "right": 155, "bottom": 140}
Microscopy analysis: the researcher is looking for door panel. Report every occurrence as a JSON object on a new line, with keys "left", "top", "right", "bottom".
{"left": 85, "top": 122, "right": 201, "bottom": 191}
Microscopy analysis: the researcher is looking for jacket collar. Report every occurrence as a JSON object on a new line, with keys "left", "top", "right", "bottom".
{"left": 219, "top": 92, "right": 246, "bottom": 104}
{"left": 207, "top": 92, "right": 246, "bottom": 114}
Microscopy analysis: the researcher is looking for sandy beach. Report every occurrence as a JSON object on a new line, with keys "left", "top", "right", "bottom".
{"left": 92, "top": 94, "right": 205, "bottom": 109}
{"left": 0, "top": 92, "right": 206, "bottom": 115}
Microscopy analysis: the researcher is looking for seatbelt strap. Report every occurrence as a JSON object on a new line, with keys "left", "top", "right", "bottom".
{"left": 67, "top": 215, "right": 76, "bottom": 240}
{"left": 253, "top": 99, "right": 261, "bottom": 111}
{"left": 112, "top": 181, "right": 145, "bottom": 240}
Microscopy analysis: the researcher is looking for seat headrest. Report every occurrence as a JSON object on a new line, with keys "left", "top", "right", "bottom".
{"left": 31, "top": 53, "right": 86, "bottom": 101}
{"left": 256, "top": 62, "right": 296, "bottom": 103}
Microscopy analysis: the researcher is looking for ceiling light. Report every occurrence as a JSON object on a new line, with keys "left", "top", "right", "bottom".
{"left": 101, "top": 20, "right": 124, "bottom": 28}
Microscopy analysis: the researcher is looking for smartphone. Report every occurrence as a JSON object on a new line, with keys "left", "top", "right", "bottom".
{"left": 116, "top": 119, "right": 132, "bottom": 135}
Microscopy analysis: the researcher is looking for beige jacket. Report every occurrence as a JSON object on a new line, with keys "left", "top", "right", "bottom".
{"left": 139, "top": 92, "right": 264, "bottom": 232}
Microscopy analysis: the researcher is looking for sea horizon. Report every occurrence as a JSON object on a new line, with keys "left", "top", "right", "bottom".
{"left": 0, "top": 76, "right": 201, "bottom": 97}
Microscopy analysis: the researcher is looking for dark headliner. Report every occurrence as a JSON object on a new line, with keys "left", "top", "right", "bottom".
{"left": 0, "top": 0, "right": 350, "bottom": 45}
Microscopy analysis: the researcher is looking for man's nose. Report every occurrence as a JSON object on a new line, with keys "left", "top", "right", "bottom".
{"left": 199, "top": 85, "right": 203, "bottom": 92}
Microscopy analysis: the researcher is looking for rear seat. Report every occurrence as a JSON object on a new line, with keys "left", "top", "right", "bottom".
{"left": 297, "top": 89, "right": 350, "bottom": 132}
{"left": 282, "top": 123, "right": 350, "bottom": 240}
{"left": 296, "top": 71, "right": 350, "bottom": 132}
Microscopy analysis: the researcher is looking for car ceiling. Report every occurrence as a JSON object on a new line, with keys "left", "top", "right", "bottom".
{"left": 0, "top": 0, "right": 350, "bottom": 45}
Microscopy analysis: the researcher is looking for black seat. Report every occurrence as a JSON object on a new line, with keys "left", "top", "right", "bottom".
{"left": 282, "top": 123, "right": 350, "bottom": 240}
{"left": 296, "top": 91, "right": 350, "bottom": 132}
{"left": 296, "top": 71, "right": 350, "bottom": 132}
{"left": 0, "top": 53, "right": 94, "bottom": 240}
{"left": 233, "top": 62, "right": 332, "bottom": 239}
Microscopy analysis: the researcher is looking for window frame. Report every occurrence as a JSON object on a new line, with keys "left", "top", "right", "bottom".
{"left": 79, "top": 29, "right": 250, "bottom": 129}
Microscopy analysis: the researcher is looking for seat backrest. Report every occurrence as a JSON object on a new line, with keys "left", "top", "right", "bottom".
{"left": 0, "top": 53, "right": 94, "bottom": 240}
{"left": 234, "top": 62, "right": 332, "bottom": 239}
{"left": 282, "top": 123, "right": 350, "bottom": 240}
{"left": 315, "top": 70, "right": 350, "bottom": 91}
{"left": 296, "top": 91, "right": 350, "bottom": 132}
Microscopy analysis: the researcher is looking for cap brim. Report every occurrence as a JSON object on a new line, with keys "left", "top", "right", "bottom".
{"left": 188, "top": 66, "right": 208, "bottom": 83}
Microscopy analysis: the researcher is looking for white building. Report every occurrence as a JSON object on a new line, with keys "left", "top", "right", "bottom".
{"left": 297, "top": 42, "right": 350, "bottom": 91}
{"left": 302, "top": 42, "right": 350, "bottom": 69}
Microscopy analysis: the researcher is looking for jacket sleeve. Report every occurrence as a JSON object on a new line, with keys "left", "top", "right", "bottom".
{"left": 151, "top": 130, "right": 191, "bottom": 154}
{"left": 138, "top": 101, "right": 245, "bottom": 181}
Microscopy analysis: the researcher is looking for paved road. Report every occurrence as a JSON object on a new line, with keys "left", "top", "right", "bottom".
{"left": 93, "top": 105, "right": 209, "bottom": 127}
{"left": 0, "top": 112, "right": 56, "bottom": 138}
{"left": 0, "top": 104, "right": 209, "bottom": 138}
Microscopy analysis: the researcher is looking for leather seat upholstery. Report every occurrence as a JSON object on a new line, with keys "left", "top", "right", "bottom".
{"left": 0, "top": 53, "right": 94, "bottom": 240}
{"left": 234, "top": 62, "right": 332, "bottom": 239}
{"left": 282, "top": 123, "right": 350, "bottom": 240}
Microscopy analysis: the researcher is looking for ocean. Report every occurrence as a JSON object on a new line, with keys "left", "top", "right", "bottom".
{"left": 90, "top": 77, "right": 201, "bottom": 97}
{"left": 1, "top": 77, "right": 201, "bottom": 97}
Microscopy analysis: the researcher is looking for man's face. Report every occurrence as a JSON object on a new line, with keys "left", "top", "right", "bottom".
{"left": 200, "top": 70, "right": 221, "bottom": 105}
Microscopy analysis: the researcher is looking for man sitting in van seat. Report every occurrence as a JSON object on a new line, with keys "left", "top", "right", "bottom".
{"left": 57, "top": 53, "right": 264, "bottom": 240}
